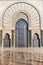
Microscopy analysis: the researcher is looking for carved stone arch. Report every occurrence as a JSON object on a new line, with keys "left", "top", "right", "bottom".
{"left": 2, "top": 2, "right": 40, "bottom": 47}
{"left": 2, "top": 2, "right": 40, "bottom": 27}
{"left": 12, "top": 12, "right": 30, "bottom": 47}
{"left": 12, "top": 11, "right": 30, "bottom": 29}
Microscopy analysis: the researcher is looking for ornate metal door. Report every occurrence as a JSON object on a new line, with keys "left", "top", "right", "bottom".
{"left": 15, "top": 18, "right": 28, "bottom": 47}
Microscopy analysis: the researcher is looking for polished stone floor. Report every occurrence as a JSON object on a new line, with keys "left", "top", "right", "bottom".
{"left": 0, "top": 50, "right": 43, "bottom": 65}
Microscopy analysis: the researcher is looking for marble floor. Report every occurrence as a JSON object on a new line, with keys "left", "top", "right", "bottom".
{"left": 0, "top": 48, "right": 43, "bottom": 65}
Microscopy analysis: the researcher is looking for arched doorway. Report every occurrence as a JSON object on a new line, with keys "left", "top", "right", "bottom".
{"left": 2, "top": 2, "right": 40, "bottom": 47}
{"left": 33, "top": 33, "right": 40, "bottom": 47}
{"left": 4, "top": 33, "right": 10, "bottom": 47}
{"left": 15, "top": 18, "right": 28, "bottom": 47}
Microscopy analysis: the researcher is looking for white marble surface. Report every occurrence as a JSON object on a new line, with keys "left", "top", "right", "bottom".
{"left": 0, "top": 0, "right": 42, "bottom": 29}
